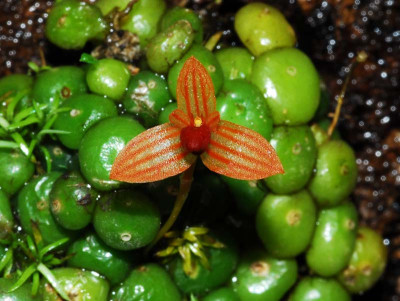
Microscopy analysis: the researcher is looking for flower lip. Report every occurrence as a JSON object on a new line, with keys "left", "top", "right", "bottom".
{"left": 180, "top": 123, "right": 211, "bottom": 154}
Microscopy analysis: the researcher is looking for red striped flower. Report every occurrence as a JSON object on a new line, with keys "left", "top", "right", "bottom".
{"left": 110, "top": 57, "right": 283, "bottom": 183}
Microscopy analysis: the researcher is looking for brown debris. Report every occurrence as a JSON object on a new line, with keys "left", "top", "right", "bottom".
{"left": 91, "top": 30, "right": 142, "bottom": 63}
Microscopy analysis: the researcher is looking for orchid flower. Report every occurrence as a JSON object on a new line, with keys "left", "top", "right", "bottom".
{"left": 110, "top": 56, "right": 283, "bottom": 248}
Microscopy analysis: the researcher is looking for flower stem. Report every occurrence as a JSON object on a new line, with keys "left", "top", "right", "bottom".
{"left": 146, "top": 161, "right": 196, "bottom": 252}
{"left": 328, "top": 51, "right": 367, "bottom": 137}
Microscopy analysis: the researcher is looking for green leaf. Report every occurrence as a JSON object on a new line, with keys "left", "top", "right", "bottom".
{"left": 27, "top": 138, "right": 38, "bottom": 159}
{"left": 8, "top": 263, "right": 37, "bottom": 292}
{"left": 39, "top": 129, "right": 71, "bottom": 136}
{"left": 0, "top": 116, "right": 10, "bottom": 130}
{"left": 37, "top": 263, "right": 70, "bottom": 301}
{"left": 10, "top": 132, "right": 29, "bottom": 155}
{"left": 43, "top": 253, "right": 54, "bottom": 262}
{"left": 0, "top": 140, "right": 19, "bottom": 149}
{"left": 28, "top": 62, "right": 51, "bottom": 73}
{"left": 183, "top": 231, "right": 198, "bottom": 243}
{"left": 0, "top": 248, "right": 13, "bottom": 273}
{"left": 3, "top": 260, "right": 13, "bottom": 278}
{"left": 42, "top": 114, "right": 57, "bottom": 132}
{"left": 14, "top": 105, "right": 42, "bottom": 123}
{"left": 55, "top": 107, "right": 71, "bottom": 114}
{"left": 39, "top": 238, "right": 69, "bottom": 260}
{"left": 31, "top": 272, "right": 40, "bottom": 296}
{"left": 178, "top": 245, "right": 191, "bottom": 262}
{"left": 80, "top": 53, "right": 98, "bottom": 64}
{"left": 47, "top": 253, "right": 74, "bottom": 266}
{"left": 178, "top": 245, "right": 194, "bottom": 277}
{"left": 205, "top": 31, "right": 222, "bottom": 51}
{"left": 186, "top": 227, "right": 209, "bottom": 236}
{"left": 8, "top": 116, "right": 40, "bottom": 131}
{"left": 188, "top": 243, "right": 210, "bottom": 270}
{"left": 28, "top": 62, "right": 40, "bottom": 73}
{"left": 6, "top": 90, "right": 29, "bottom": 121}
{"left": 190, "top": 294, "right": 199, "bottom": 301}
{"left": 200, "top": 235, "right": 224, "bottom": 249}
{"left": 26, "top": 236, "right": 38, "bottom": 257}
{"left": 155, "top": 246, "right": 177, "bottom": 258}
{"left": 39, "top": 145, "right": 52, "bottom": 173}
{"left": 49, "top": 95, "right": 61, "bottom": 114}
{"left": 170, "top": 237, "right": 185, "bottom": 247}
{"left": 32, "top": 100, "right": 44, "bottom": 121}
{"left": 17, "top": 240, "right": 35, "bottom": 261}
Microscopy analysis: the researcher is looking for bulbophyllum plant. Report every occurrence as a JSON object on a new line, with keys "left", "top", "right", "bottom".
{"left": 110, "top": 57, "right": 284, "bottom": 249}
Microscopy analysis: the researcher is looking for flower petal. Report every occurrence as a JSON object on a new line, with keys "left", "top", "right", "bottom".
{"left": 205, "top": 111, "right": 220, "bottom": 131}
{"left": 169, "top": 109, "right": 191, "bottom": 129}
{"left": 201, "top": 120, "right": 284, "bottom": 180}
{"left": 176, "top": 56, "right": 216, "bottom": 121}
{"left": 110, "top": 123, "right": 197, "bottom": 183}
